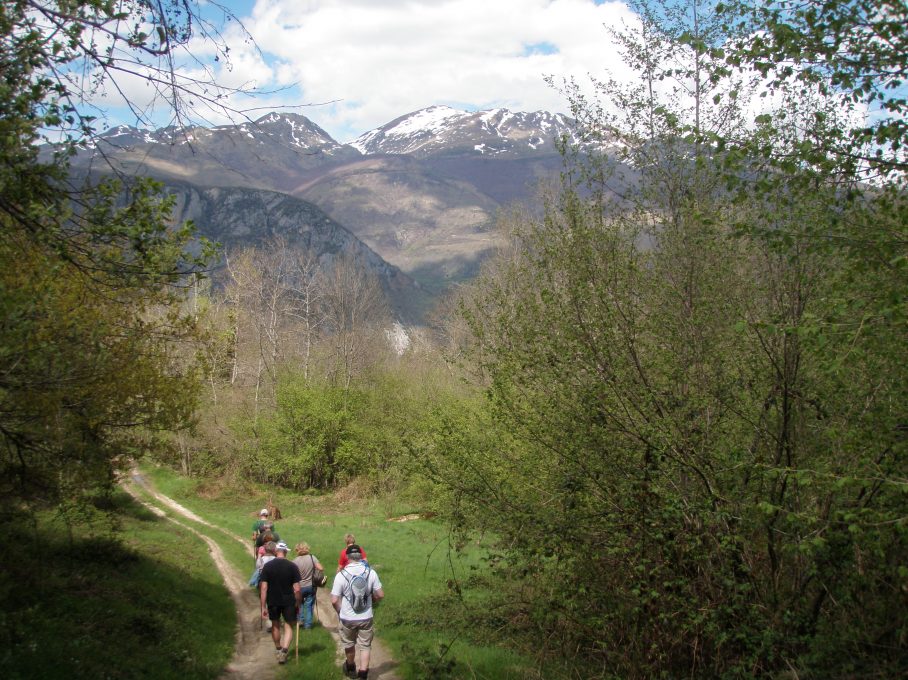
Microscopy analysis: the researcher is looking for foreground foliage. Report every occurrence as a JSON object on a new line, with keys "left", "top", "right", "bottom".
{"left": 0, "top": 1, "right": 215, "bottom": 511}
{"left": 418, "top": 1, "right": 908, "bottom": 676}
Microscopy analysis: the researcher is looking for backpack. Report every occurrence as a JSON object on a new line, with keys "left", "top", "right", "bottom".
{"left": 342, "top": 566, "right": 372, "bottom": 613}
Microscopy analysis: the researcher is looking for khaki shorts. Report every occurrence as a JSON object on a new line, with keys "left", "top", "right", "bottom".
{"left": 338, "top": 617, "right": 374, "bottom": 650}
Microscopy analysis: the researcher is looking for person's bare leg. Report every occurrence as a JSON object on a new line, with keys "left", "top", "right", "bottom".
{"left": 271, "top": 620, "right": 281, "bottom": 648}
{"left": 281, "top": 621, "right": 294, "bottom": 650}
{"left": 360, "top": 648, "right": 371, "bottom": 671}
{"left": 345, "top": 645, "right": 355, "bottom": 666}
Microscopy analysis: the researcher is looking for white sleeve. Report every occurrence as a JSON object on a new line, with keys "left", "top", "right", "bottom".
{"left": 331, "top": 572, "right": 344, "bottom": 598}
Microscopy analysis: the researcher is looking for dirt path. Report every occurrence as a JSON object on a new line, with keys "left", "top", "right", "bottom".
{"left": 125, "top": 471, "right": 400, "bottom": 680}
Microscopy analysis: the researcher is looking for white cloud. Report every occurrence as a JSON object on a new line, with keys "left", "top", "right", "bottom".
{"left": 211, "top": 0, "right": 636, "bottom": 141}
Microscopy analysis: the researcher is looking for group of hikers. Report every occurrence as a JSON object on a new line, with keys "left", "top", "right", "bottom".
{"left": 249, "top": 508, "right": 384, "bottom": 679}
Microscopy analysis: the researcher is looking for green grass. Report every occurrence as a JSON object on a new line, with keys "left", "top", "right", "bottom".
{"left": 140, "top": 463, "right": 534, "bottom": 679}
{"left": 129, "top": 470, "right": 342, "bottom": 679}
{"left": 0, "top": 490, "right": 235, "bottom": 680}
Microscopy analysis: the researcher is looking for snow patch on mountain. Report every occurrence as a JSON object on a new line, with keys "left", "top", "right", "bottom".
{"left": 351, "top": 105, "right": 579, "bottom": 158}
{"left": 386, "top": 105, "right": 467, "bottom": 137}
{"left": 94, "top": 125, "right": 161, "bottom": 148}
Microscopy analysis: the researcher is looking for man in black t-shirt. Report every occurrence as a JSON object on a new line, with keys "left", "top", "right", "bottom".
{"left": 259, "top": 542, "right": 302, "bottom": 664}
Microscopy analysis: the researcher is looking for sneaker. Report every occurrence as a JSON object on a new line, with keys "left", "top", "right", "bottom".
{"left": 343, "top": 661, "right": 357, "bottom": 678}
{"left": 277, "top": 649, "right": 288, "bottom": 664}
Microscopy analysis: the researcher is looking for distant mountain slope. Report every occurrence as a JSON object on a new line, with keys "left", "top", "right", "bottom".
{"left": 161, "top": 182, "right": 429, "bottom": 322}
{"left": 288, "top": 155, "right": 503, "bottom": 292}
{"left": 83, "top": 113, "right": 361, "bottom": 192}
{"left": 67, "top": 106, "right": 585, "bottom": 316}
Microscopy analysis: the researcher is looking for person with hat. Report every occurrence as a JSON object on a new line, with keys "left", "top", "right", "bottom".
{"left": 331, "top": 544, "right": 384, "bottom": 679}
{"left": 251, "top": 508, "right": 271, "bottom": 557}
{"left": 252, "top": 509, "right": 280, "bottom": 558}
{"left": 259, "top": 541, "right": 302, "bottom": 665}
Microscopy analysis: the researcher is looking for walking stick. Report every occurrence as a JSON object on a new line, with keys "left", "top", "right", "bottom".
{"left": 295, "top": 620, "right": 300, "bottom": 661}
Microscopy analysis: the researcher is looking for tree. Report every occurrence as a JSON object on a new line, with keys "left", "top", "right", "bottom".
{"left": 0, "top": 178, "right": 209, "bottom": 506}
{"left": 321, "top": 255, "right": 391, "bottom": 392}
{"left": 720, "top": 0, "right": 908, "bottom": 178}
{"left": 0, "top": 1, "right": 244, "bottom": 509}
{"left": 224, "top": 241, "right": 297, "bottom": 421}
{"left": 286, "top": 250, "right": 327, "bottom": 383}
{"left": 427, "top": 1, "right": 907, "bottom": 676}
{"left": 9, "top": 0, "right": 255, "bottom": 142}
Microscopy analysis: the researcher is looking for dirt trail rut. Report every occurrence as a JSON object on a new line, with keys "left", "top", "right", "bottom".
{"left": 125, "top": 472, "right": 400, "bottom": 680}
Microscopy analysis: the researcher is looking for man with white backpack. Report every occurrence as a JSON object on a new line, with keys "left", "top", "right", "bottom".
{"left": 331, "top": 544, "right": 384, "bottom": 679}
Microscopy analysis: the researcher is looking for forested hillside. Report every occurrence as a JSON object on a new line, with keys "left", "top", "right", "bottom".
{"left": 1, "top": 1, "right": 905, "bottom": 679}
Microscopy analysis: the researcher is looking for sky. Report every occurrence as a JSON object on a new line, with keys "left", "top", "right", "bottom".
{"left": 103, "top": 0, "right": 640, "bottom": 143}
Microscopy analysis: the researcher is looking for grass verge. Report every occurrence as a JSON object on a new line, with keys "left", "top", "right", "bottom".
{"left": 0, "top": 489, "right": 235, "bottom": 680}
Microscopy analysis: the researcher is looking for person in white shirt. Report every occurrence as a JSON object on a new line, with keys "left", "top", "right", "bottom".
{"left": 331, "top": 544, "right": 384, "bottom": 679}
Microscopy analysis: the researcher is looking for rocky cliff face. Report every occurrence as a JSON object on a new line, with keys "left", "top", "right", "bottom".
{"left": 162, "top": 182, "right": 428, "bottom": 321}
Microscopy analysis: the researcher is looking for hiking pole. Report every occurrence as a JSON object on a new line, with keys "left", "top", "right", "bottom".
{"left": 295, "top": 620, "right": 299, "bottom": 661}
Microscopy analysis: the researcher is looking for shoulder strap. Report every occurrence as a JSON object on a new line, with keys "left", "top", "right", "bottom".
{"left": 340, "top": 567, "right": 353, "bottom": 603}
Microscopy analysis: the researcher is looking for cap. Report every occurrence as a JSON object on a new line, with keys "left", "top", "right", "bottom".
{"left": 276, "top": 542, "right": 289, "bottom": 552}
{"left": 345, "top": 544, "right": 363, "bottom": 558}
{"left": 259, "top": 508, "right": 269, "bottom": 516}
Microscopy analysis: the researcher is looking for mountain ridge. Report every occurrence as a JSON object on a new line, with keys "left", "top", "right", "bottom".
{"left": 72, "top": 105, "right": 585, "bottom": 319}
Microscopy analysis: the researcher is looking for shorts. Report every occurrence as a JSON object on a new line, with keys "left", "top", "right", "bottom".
{"left": 338, "top": 617, "right": 374, "bottom": 650}
{"left": 268, "top": 604, "right": 297, "bottom": 624}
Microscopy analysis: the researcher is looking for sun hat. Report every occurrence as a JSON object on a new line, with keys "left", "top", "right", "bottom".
{"left": 260, "top": 508, "right": 269, "bottom": 516}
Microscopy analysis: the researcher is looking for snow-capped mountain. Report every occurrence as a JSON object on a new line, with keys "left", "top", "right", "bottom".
{"left": 98, "top": 113, "right": 347, "bottom": 154}
{"left": 69, "top": 105, "right": 613, "bottom": 320}
{"left": 351, "top": 105, "right": 578, "bottom": 158}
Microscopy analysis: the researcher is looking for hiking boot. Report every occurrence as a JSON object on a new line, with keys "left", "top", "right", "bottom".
{"left": 277, "top": 649, "right": 288, "bottom": 664}
{"left": 343, "top": 661, "right": 357, "bottom": 678}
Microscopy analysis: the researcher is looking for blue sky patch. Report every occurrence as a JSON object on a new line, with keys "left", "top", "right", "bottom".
{"left": 522, "top": 42, "right": 559, "bottom": 56}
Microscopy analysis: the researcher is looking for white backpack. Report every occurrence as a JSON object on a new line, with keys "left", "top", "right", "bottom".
{"left": 342, "top": 566, "right": 372, "bottom": 613}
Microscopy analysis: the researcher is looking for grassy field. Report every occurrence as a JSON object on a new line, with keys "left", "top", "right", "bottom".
{"left": 0, "top": 489, "right": 235, "bottom": 680}
{"left": 141, "top": 464, "right": 533, "bottom": 679}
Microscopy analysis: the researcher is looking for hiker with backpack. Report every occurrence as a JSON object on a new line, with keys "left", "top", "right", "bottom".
{"left": 251, "top": 508, "right": 278, "bottom": 558}
{"left": 259, "top": 541, "right": 302, "bottom": 665}
{"left": 292, "top": 542, "right": 325, "bottom": 630}
{"left": 254, "top": 522, "right": 281, "bottom": 558}
{"left": 250, "top": 541, "right": 277, "bottom": 587}
{"left": 331, "top": 544, "right": 384, "bottom": 680}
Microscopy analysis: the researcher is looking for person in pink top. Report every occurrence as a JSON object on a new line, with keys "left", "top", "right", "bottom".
{"left": 338, "top": 533, "right": 367, "bottom": 570}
